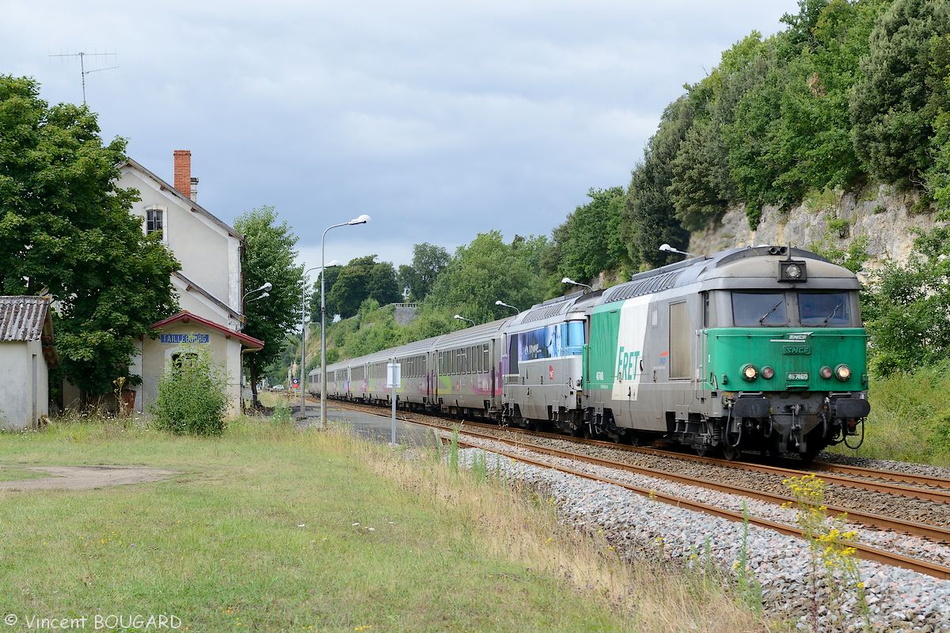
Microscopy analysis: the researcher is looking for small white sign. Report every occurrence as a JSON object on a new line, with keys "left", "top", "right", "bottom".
{"left": 386, "top": 362, "right": 401, "bottom": 388}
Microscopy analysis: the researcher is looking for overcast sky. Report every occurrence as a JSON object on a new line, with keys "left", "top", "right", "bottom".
{"left": 3, "top": 1, "right": 795, "bottom": 270}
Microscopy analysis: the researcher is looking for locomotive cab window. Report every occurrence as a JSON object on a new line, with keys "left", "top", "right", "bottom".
{"left": 799, "top": 291, "right": 854, "bottom": 326}
{"left": 732, "top": 292, "right": 788, "bottom": 326}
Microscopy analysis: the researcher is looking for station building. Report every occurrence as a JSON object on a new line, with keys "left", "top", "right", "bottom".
{"left": 61, "top": 150, "right": 263, "bottom": 416}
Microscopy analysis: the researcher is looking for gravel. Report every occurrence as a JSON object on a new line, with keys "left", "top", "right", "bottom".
{"left": 450, "top": 439, "right": 950, "bottom": 632}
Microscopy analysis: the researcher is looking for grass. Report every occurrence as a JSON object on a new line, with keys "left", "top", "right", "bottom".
{"left": 0, "top": 465, "right": 47, "bottom": 482}
{"left": 0, "top": 415, "right": 771, "bottom": 632}
{"left": 829, "top": 363, "right": 950, "bottom": 467}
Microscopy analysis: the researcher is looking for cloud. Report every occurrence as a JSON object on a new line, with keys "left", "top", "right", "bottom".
{"left": 2, "top": 0, "right": 796, "bottom": 269}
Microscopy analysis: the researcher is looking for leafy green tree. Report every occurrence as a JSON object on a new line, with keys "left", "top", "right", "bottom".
{"left": 863, "top": 226, "right": 950, "bottom": 375}
{"left": 721, "top": 33, "right": 791, "bottom": 227}
{"left": 668, "top": 59, "right": 741, "bottom": 230}
{"left": 327, "top": 255, "right": 401, "bottom": 319}
{"left": 427, "top": 231, "right": 548, "bottom": 323}
{"left": 850, "top": 0, "right": 950, "bottom": 187}
{"left": 234, "top": 205, "right": 304, "bottom": 407}
{"left": 925, "top": 33, "right": 950, "bottom": 213}
{"left": 625, "top": 97, "right": 691, "bottom": 268}
{"left": 770, "top": 0, "right": 880, "bottom": 198}
{"left": 0, "top": 75, "right": 179, "bottom": 399}
{"left": 398, "top": 242, "right": 449, "bottom": 302}
{"left": 553, "top": 187, "right": 628, "bottom": 281}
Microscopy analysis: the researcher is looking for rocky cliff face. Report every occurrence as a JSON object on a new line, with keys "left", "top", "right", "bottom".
{"left": 688, "top": 186, "right": 943, "bottom": 268}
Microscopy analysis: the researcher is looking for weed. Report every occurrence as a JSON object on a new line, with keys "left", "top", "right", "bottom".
{"left": 150, "top": 345, "right": 229, "bottom": 436}
{"left": 783, "top": 474, "right": 870, "bottom": 632}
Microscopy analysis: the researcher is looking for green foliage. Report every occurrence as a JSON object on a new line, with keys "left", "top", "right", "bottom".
{"left": 0, "top": 75, "right": 180, "bottom": 398}
{"left": 398, "top": 242, "right": 449, "bottom": 302}
{"left": 151, "top": 346, "right": 229, "bottom": 436}
{"left": 625, "top": 97, "right": 692, "bottom": 268}
{"left": 722, "top": 34, "right": 790, "bottom": 226}
{"left": 549, "top": 187, "right": 628, "bottom": 281}
{"left": 326, "top": 255, "right": 402, "bottom": 319}
{"left": 830, "top": 361, "right": 950, "bottom": 465}
{"left": 925, "top": 34, "right": 950, "bottom": 216}
{"left": 234, "top": 206, "right": 304, "bottom": 405}
{"left": 428, "top": 231, "right": 548, "bottom": 323}
{"left": 850, "top": 0, "right": 950, "bottom": 186}
{"left": 863, "top": 226, "right": 950, "bottom": 375}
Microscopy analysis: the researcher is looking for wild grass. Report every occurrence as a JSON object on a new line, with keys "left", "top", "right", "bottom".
{"left": 0, "top": 414, "right": 773, "bottom": 632}
{"left": 830, "top": 362, "right": 950, "bottom": 467}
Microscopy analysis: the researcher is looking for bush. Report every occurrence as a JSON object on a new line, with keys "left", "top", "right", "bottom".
{"left": 151, "top": 346, "right": 229, "bottom": 436}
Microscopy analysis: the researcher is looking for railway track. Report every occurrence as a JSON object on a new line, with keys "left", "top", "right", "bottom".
{"left": 328, "top": 400, "right": 950, "bottom": 580}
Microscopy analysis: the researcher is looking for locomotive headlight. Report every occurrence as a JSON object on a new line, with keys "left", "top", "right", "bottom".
{"left": 820, "top": 366, "right": 833, "bottom": 380}
{"left": 834, "top": 364, "right": 852, "bottom": 382}
{"left": 740, "top": 364, "right": 758, "bottom": 381}
{"left": 779, "top": 260, "right": 807, "bottom": 282}
{"left": 761, "top": 366, "right": 775, "bottom": 380}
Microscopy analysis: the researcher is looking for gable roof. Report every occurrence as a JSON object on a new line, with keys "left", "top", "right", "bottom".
{"left": 119, "top": 157, "right": 244, "bottom": 240}
{"left": 0, "top": 296, "right": 53, "bottom": 342}
{"left": 152, "top": 311, "right": 263, "bottom": 351}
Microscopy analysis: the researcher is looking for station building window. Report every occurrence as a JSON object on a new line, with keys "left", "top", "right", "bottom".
{"left": 146, "top": 207, "right": 166, "bottom": 240}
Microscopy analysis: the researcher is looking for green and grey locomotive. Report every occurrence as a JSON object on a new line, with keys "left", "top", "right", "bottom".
{"left": 579, "top": 245, "right": 869, "bottom": 460}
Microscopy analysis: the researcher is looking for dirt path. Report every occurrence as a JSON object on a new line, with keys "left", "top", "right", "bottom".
{"left": 0, "top": 465, "right": 178, "bottom": 491}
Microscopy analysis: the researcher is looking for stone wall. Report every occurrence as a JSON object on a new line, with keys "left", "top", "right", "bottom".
{"left": 688, "top": 186, "right": 943, "bottom": 268}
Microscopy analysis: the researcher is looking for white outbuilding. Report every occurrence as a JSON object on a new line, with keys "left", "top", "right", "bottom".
{"left": 0, "top": 296, "right": 58, "bottom": 430}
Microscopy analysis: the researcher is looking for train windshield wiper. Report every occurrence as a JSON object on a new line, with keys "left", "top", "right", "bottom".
{"left": 823, "top": 303, "right": 843, "bottom": 325}
{"left": 759, "top": 300, "right": 783, "bottom": 324}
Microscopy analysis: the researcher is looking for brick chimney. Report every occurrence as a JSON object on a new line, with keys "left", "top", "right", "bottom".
{"left": 173, "top": 150, "right": 195, "bottom": 200}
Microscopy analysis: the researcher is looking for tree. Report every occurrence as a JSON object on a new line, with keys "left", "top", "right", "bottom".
{"left": 553, "top": 187, "right": 628, "bottom": 281}
{"left": 427, "top": 231, "right": 548, "bottom": 323}
{"left": 925, "top": 33, "right": 950, "bottom": 213}
{"left": 234, "top": 206, "right": 304, "bottom": 407}
{"left": 850, "top": 0, "right": 950, "bottom": 187}
{"left": 863, "top": 226, "right": 950, "bottom": 375}
{"left": 625, "top": 97, "right": 691, "bottom": 268}
{"left": 398, "top": 242, "right": 449, "bottom": 302}
{"left": 0, "top": 75, "right": 180, "bottom": 399}
{"left": 326, "top": 255, "right": 401, "bottom": 319}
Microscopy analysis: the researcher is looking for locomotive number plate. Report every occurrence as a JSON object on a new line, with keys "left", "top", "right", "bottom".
{"left": 787, "top": 372, "right": 809, "bottom": 381}
{"left": 782, "top": 345, "right": 811, "bottom": 355}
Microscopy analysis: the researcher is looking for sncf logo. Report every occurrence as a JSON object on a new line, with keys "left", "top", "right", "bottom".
{"left": 616, "top": 346, "right": 641, "bottom": 381}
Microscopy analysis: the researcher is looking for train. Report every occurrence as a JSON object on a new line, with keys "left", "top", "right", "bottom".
{"left": 308, "top": 245, "right": 870, "bottom": 461}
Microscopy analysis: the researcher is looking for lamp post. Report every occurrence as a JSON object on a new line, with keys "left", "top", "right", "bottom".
{"left": 659, "top": 243, "right": 697, "bottom": 257}
{"left": 243, "top": 281, "right": 272, "bottom": 305}
{"left": 561, "top": 277, "right": 593, "bottom": 292}
{"left": 321, "top": 214, "right": 371, "bottom": 430}
{"left": 495, "top": 300, "right": 520, "bottom": 313}
{"left": 300, "top": 263, "right": 338, "bottom": 419}
{"left": 453, "top": 314, "right": 476, "bottom": 327}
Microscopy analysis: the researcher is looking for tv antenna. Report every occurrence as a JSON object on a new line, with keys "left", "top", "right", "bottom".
{"left": 49, "top": 50, "right": 118, "bottom": 104}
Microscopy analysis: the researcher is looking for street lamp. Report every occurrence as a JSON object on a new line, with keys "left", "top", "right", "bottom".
{"left": 561, "top": 277, "right": 593, "bottom": 292}
{"left": 495, "top": 300, "right": 520, "bottom": 313}
{"left": 300, "top": 262, "right": 338, "bottom": 419}
{"left": 454, "top": 314, "right": 476, "bottom": 327}
{"left": 243, "top": 281, "right": 272, "bottom": 303}
{"left": 321, "top": 214, "right": 371, "bottom": 430}
{"left": 659, "top": 243, "right": 697, "bottom": 257}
